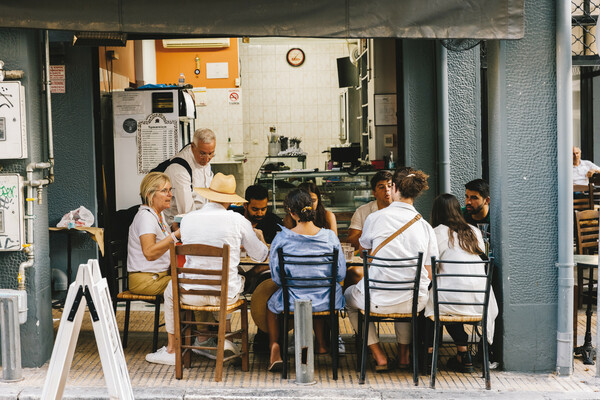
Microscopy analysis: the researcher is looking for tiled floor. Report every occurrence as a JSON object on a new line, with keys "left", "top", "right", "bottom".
{"left": 6, "top": 304, "right": 600, "bottom": 394}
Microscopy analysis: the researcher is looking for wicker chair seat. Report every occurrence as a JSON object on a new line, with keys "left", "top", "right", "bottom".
{"left": 427, "top": 314, "right": 482, "bottom": 322}
{"left": 117, "top": 290, "right": 158, "bottom": 302}
{"left": 180, "top": 298, "right": 245, "bottom": 312}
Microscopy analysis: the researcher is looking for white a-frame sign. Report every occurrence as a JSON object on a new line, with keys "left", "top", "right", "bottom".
{"left": 42, "top": 259, "right": 133, "bottom": 400}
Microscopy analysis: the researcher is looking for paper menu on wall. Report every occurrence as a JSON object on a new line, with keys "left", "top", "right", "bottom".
{"left": 206, "top": 63, "right": 229, "bottom": 79}
{"left": 113, "top": 91, "right": 144, "bottom": 115}
{"left": 192, "top": 87, "right": 207, "bottom": 106}
{"left": 136, "top": 113, "right": 179, "bottom": 174}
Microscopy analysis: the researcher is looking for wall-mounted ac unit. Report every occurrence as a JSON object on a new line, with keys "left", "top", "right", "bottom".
{"left": 162, "top": 38, "right": 230, "bottom": 49}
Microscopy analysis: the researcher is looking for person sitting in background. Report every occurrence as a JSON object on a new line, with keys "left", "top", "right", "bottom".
{"left": 234, "top": 184, "right": 282, "bottom": 244}
{"left": 145, "top": 173, "right": 268, "bottom": 366}
{"left": 573, "top": 146, "right": 600, "bottom": 185}
{"left": 283, "top": 181, "right": 338, "bottom": 236}
{"left": 346, "top": 170, "right": 393, "bottom": 249}
{"left": 127, "top": 172, "right": 181, "bottom": 296}
{"left": 265, "top": 189, "right": 346, "bottom": 372}
{"left": 426, "top": 193, "right": 498, "bottom": 372}
{"left": 462, "top": 179, "right": 490, "bottom": 226}
{"left": 345, "top": 167, "right": 437, "bottom": 371}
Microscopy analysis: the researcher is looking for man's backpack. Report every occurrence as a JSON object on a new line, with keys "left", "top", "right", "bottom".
{"left": 150, "top": 146, "right": 193, "bottom": 190}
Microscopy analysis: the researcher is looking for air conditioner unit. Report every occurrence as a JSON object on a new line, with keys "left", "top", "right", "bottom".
{"left": 162, "top": 38, "right": 230, "bottom": 49}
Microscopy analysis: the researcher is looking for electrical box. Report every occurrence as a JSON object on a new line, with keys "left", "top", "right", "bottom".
{"left": 0, "top": 174, "right": 24, "bottom": 251}
{"left": 0, "top": 81, "right": 27, "bottom": 159}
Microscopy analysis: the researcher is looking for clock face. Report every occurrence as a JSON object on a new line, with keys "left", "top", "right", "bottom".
{"left": 286, "top": 48, "right": 305, "bottom": 67}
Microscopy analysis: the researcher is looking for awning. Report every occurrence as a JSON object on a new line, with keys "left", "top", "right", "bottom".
{"left": 0, "top": 0, "right": 524, "bottom": 39}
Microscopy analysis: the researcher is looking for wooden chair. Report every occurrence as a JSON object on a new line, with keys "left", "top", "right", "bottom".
{"left": 107, "top": 239, "right": 164, "bottom": 352}
{"left": 429, "top": 256, "right": 494, "bottom": 390}
{"left": 357, "top": 251, "right": 424, "bottom": 386}
{"left": 575, "top": 209, "right": 599, "bottom": 254}
{"left": 588, "top": 173, "right": 600, "bottom": 207}
{"left": 170, "top": 243, "right": 249, "bottom": 381}
{"left": 574, "top": 185, "right": 592, "bottom": 211}
{"left": 277, "top": 247, "right": 341, "bottom": 380}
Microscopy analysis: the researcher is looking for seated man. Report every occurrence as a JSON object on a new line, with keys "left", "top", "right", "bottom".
{"left": 462, "top": 179, "right": 490, "bottom": 226}
{"left": 145, "top": 173, "right": 268, "bottom": 365}
{"left": 346, "top": 170, "right": 393, "bottom": 249}
{"left": 573, "top": 146, "right": 600, "bottom": 185}
{"left": 235, "top": 184, "right": 283, "bottom": 244}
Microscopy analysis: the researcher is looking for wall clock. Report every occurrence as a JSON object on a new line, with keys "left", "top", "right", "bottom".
{"left": 286, "top": 48, "right": 305, "bottom": 67}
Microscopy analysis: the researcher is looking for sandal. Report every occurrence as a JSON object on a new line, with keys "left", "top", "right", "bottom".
{"left": 268, "top": 360, "right": 283, "bottom": 372}
{"left": 446, "top": 351, "right": 474, "bottom": 373}
{"left": 374, "top": 357, "right": 396, "bottom": 372}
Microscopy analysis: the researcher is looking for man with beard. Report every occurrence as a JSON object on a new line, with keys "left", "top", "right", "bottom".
{"left": 462, "top": 179, "right": 490, "bottom": 226}
{"left": 235, "top": 185, "right": 282, "bottom": 244}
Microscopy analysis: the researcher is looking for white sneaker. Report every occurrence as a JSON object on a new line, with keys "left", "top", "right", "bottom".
{"left": 192, "top": 337, "right": 239, "bottom": 360}
{"left": 145, "top": 346, "right": 175, "bottom": 366}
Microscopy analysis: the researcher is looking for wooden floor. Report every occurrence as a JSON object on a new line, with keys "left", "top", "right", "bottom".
{"left": 6, "top": 304, "right": 600, "bottom": 394}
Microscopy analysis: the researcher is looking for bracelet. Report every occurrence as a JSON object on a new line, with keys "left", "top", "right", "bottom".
{"left": 170, "top": 232, "right": 178, "bottom": 242}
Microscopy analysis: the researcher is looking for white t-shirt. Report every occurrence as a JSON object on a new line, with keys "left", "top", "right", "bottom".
{"left": 573, "top": 160, "right": 600, "bottom": 185}
{"left": 424, "top": 224, "right": 498, "bottom": 344}
{"left": 180, "top": 202, "right": 268, "bottom": 299}
{"left": 349, "top": 200, "right": 379, "bottom": 230}
{"left": 164, "top": 145, "right": 214, "bottom": 225}
{"left": 127, "top": 205, "right": 171, "bottom": 274}
{"left": 358, "top": 201, "right": 438, "bottom": 306}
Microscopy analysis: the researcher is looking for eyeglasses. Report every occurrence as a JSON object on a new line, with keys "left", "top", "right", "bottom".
{"left": 198, "top": 151, "right": 216, "bottom": 159}
{"left": 158, "top": 188, "right": 173, "bottom": 194}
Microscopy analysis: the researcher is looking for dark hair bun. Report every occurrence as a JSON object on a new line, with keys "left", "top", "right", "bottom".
{"left": 393, "top": 168, "right": 429, "bottom": 199}
{"left": 284, "top": 189, "right": 316, "bottom": 223}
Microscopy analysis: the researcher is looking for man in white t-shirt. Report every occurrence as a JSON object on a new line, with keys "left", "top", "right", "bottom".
{"left": 347, "top": 170, "right": 393, "bottom": 249}
{"left": 573, "top": 146, "right": 600, "bottom": 185}
{"left": 163, "top": 128, "right": 216, "bottom": 226}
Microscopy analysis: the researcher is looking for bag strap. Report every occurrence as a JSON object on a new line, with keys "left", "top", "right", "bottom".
{"left": 370, "top": 214, "right": 422, "bottom": 257}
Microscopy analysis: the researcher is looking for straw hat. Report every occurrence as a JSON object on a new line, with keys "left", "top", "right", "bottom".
{"left": 194, "top": 173, "right": 247, "bottom": 203}
{"left": 250, "top": 279, "right": 279, "bottom": 333}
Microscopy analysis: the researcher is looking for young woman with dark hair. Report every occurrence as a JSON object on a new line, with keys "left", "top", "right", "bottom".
{"left": 283, "top": 181, "right": 338, "bottom": 235}
{"left": 264, "top": 189, "right": 346, "bottom": 372}
{"left": 425, "top": 193, "right": 498, "bottom": 372}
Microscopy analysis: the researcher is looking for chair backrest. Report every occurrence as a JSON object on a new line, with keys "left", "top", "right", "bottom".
{"left": 277, "top": 247, "right": 339, "bottom": 315}
{"left": 430, "top": 256, "right": 494, "bottom": 323}
{"left": 107, "top": 239, "right": 128, "bottom": 299}
{"left": 170, "top": 243, "right": 231, "bottom": 307}
{"left": 588, "top": 173, "right": 600, "bottom": 207}
{"left": 361, "top": 251, "right": 424, "bottom": 316}
{"left": 574, "top": 185, "right": 592, "bottom": 211}
{"left": 575, "top": 209, "right": 599, "bottom": 254}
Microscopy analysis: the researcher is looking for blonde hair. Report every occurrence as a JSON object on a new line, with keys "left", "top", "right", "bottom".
{"left": 140, "top": 172, "right": 170, "bottom": 207}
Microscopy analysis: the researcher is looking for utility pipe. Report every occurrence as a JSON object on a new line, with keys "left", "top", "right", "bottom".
{"left": 44, "top": 30, "right": 55, "bottom": 183}
{"left": 555, "top": 0, "right": 574, "bottom": 376}
{"left": 436, "top": 42, "right": 451, "bottom": 194}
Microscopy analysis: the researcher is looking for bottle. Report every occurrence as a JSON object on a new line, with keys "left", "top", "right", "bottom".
{"left": 178, "top": 73, "right": 185, "bottom": 87}
{"left": 388, "top": 151, "right": 395, "bottom": 169}
{"left": 227, "top": 137, "right": 233, "bottom": 160}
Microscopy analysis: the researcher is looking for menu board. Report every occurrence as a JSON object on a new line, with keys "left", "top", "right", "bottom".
{"left": 137, "top": 113, "right": 179, "bottom": 174}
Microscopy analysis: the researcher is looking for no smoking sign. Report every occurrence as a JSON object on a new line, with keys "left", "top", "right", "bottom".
{"left": 228, "top": 90, "right": 241, "bottom": 105}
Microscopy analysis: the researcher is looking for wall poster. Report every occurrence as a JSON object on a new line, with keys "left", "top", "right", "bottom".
{"left": 136, "top": 113, "right": 179, "bottom": 174}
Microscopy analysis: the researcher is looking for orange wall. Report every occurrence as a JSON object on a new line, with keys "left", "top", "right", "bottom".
{"left": 155, "top": 39, "right": 239, "bottom": 88}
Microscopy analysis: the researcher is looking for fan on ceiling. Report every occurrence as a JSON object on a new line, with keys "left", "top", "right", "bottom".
{"left": 348, "top": 43, "right": 360, "bottom": 65}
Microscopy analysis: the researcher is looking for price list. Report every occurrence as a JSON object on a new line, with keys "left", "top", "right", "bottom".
{"left": 137, "top": 114, "right": 179, "bottom": 174}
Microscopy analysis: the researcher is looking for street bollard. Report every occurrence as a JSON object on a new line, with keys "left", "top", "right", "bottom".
{"left": 0, "top": 296, "right": 23, "bottom": 382}
{"left": 294, "top": 299, "right": 315, "bottom": 385}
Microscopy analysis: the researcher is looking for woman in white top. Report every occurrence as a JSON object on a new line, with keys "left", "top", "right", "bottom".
{"left": 345, "top": 168, "right": 438, "bottom": 371}
{"left": 425, "top": 193, "right": 498, "bottom": 372}
{"left": 127, "top": 172, "right": 181, "bottom": 295}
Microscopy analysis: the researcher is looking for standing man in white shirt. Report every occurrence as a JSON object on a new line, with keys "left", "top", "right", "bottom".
{"left": 573, "top": 146, "right": 600, "bottom": 185}
{"left": 163, "top": 128, "right": 216, "bottom": 226}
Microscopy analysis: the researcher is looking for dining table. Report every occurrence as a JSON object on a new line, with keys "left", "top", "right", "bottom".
{"left": 573, "top": 254, "right": 598, "bottom": 366}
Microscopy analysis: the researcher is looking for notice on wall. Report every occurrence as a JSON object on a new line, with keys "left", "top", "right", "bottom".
{"left": 114, "top": 91, "right": 144, "bottom": 115}
{"left": 228, "top": 89, "right": 241, "bottom": 105}
{"left": 50, "top": 65, "right": 66, "bottom": 94}
{"left": 374, "top": 94, "right": 397, "bottom": 126}
{"left": 206, "top": 62, "right": 229, "bottom": 79}
{"left": 137, "top": 113, "right": 179, "bottom": 174}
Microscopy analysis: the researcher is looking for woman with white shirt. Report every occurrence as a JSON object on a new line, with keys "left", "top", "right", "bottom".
{"left": 345, "top": 168, "right": 438, "bottom": 371}
{"left": 127, "top": 172, "right": 181, "bottom": 295}
{"left": 425, "top": 193, "right": 498, "bottom": 373}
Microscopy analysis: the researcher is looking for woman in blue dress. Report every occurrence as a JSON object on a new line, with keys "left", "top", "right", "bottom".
{"left": 265, "top": 188, "right": 346, "bottom": 372}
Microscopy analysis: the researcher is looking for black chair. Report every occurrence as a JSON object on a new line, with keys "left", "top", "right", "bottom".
{"left": 429, "top": 256, "right": 494, "bottom": 390}
{"left": 357, "top": 251, "right": 424, "bottom": 386}
{"left": 107, "top": 239, "right": 164, "bottom": 353}
{"left": 278, "top": 247, "right": 341, "bottom": 380}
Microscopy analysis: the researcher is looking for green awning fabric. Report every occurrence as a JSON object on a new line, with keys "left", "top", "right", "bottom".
{"left": 0, "top": 0, "right": 524, "bottom": 39}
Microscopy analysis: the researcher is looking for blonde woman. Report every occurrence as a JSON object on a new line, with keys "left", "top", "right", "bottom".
{"left": 127, "top": 172, "right": 181, "bottom": 295}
